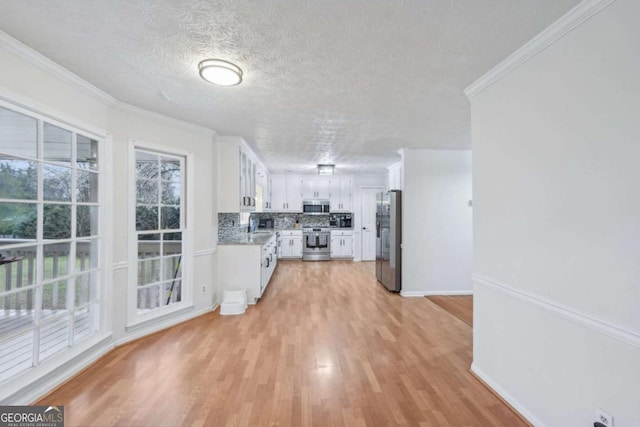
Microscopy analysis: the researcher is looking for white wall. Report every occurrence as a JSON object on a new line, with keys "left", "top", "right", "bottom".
{"left": 401, "top": 149, "right": 472, "bottom": 296}
{"left": 0, "top": 33, "right": 218, "bottom": 403}
{"left": 468, "top": 0, "right": 640, "bottom": 424}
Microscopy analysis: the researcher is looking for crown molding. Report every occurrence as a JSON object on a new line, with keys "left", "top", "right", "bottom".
{"left": 0, "top": 30, "right": 117, "bottom": 105}
{"left": 0, "top": 30, "right": 216, "bottom": 136}
{"left": 464, "top": 0, "right": 617, "bottom": 98}
{"left": 116, "top": 102, "right": 216, "bottom": 136}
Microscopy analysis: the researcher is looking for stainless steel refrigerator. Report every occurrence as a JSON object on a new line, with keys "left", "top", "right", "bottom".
{"left": 376, "top": 190, "right": 401, "bottom": 292}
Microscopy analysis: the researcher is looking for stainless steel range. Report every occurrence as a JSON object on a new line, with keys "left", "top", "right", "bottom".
{"left": 302, "top": 227, "right": 331, "bottom": 261}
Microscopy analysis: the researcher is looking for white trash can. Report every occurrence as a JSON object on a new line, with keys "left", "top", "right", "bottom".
{"left": 219, "top": 289, "right": 248, "bottom": 315}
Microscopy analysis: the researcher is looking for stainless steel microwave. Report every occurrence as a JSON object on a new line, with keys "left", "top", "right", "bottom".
{"left": 302, "top": 200, "right": 330, "bottom": 215}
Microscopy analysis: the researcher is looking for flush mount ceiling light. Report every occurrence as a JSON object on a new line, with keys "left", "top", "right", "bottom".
{"left": 198, "top": 59, "right": 243, "bottom": 86}
{"left": 317, "top": 164, "right": 335, "bottom": 175}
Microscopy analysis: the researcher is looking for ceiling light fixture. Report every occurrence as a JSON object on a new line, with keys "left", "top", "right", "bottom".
{"left": 317, "top": 164, "right": 335, "bottom": 175}
{"left": 198, "top": 59, "right": 243, "bottom": 86}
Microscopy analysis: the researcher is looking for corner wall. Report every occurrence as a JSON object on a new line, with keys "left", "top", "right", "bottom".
{"left": 401, "top": 149, "right": 472, "bottom": 296}
{"left": 468, "top": 0, "right": 640, "bottom": 424}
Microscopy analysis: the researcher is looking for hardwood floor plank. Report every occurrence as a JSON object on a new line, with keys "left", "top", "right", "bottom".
{"left": 36, "top": 260, "right": 526, "bottom": 426}
{"left": 426, "top": 295, "right": 474, "bottom": 327}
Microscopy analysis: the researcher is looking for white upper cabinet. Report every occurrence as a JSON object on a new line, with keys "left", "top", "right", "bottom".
{"left": 255, "top": 167, "right": 271, "bottom": 211}
{"left": 266, "top": 175, "right": 272, "bottom": 210}
{"left": 329, "top": 176, "right": 352, "bottom": 212}
{"left": 216, "top": 136, "right": 268, "bottom": 213}
{"left": 271, "top": 174, "right": 355, "bottom": 212}
{"left": 317, "top": 176, "right": 331, "bottom": 199}
{"left": 239, "top": 149, "right": 256, "bottom": 211}
{"left": 286, "top": 176, "right": 303, "bottom": 211}
{"left": 301, "top": 176, "right": 330, "bottom": 200}
{"left": 271, "top": 175, "right": 302, "bottom": 212}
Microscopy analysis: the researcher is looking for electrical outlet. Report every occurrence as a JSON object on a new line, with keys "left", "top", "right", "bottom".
{"left": 596, "top": 408, "right": 613, "bottom": 427}
{"left": 201, "top": 285, "right": 206, "bottom": 294}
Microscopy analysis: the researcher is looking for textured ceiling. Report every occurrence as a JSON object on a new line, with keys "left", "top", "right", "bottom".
{"left": 0, "top": 0, "right": 580, "bottom": 173}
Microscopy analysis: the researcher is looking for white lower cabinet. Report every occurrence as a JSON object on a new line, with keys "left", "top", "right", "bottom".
{"left": 218, "top": 235, "right": 278, "bottom": 304}
{"left": 330, "top": 230, "right": 353, "bottom": 258}
{"left": 278, "top": 230, "right": 303, "bottom": 258}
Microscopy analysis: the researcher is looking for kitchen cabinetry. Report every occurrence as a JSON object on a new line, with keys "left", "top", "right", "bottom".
{"left": 278, "top": 230, "right": 303, "bottom": 258}
{"left": 260, "top": 236, "right": 278, "bottom": 295}
{"left": 255, "top": 167, "right": 271, "bottom": 211}
{"left": 218, "top": 234, "right": 278, "bottom": 304}
{"left": 330, "top": 230, "right": 353, "bottom": 258}
{"left": 266, "top": 176, "right": 272, "bottom": 210}
{"left": 217, "top": 137, "right": 269, "bottom": 213}
{"left": 239, "top": 148, "right": 256, "bottom": 211}
{"left": 271, "top": 175, "right": 302, "bottom": 212}
{"left": 329, "top": 177, "right": 352, "bottom": 212}
{"left": 388, "top": 161, "right": 403, "bottom": 191}
{"left": 301, "top": 176, "right": 330, "bottom": 200}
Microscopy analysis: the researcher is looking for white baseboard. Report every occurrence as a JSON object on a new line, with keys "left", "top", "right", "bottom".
{"left": 471, "top": 362, "right": 543, "bottom": 427}
{"left": 400, "top": 290, "right": 473, "bottom": 297}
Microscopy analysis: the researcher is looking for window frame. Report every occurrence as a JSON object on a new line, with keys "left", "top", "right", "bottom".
{"left": 0, "top": 97, "right": 108, "bottom": 384}
{"left": 127, "top": 139, "right": 193, "bottom": 327}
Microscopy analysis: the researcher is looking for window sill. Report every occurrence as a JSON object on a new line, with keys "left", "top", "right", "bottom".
{"left": 125, "top": 303, "right": 195, "bottom": 333}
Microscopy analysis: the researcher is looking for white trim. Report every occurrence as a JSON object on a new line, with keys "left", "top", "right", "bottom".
{"left": 112, "top": 261, "right": 129, "bottom": 271}
{"left": 386, "top": 161, "right": 402, "bottom": 171}
{"left": 127, "top": 139, "right": 195, "bottom": 326}
{"left": 0, "top": 94, "right": 109, "bottom": 384}
{"left": 400, "top": 290, "right": 473, "bottom": 297}
{"left": 0, "top": 89, "right": 107, "bottom": 139}
{"left": 1, "top": 333, "right": 114, "bottom": 405}
{"left": 118, "top": 306, "right": 214, "bottom": 346}
{"left": 194, "top": 248, "right": 217, "bottom": 257}
{"left": 399, "top": 291, "right": 425, "bottom": 297}
{"left": 464, "top": 0, "right": 617, "bottom": 98}
{"left": 0, "top": 30, "right": 115, "bottom": 106}
{"left": 117, "top": 103, "right": 215, "bottom": 137}
{"left": 0, "top": 30, "right": 216, "bottom": 136}
{"left": 473, "top": 275, "right": 640, "bottom": 349}
{"left": 125, "top": 304, "right": 195, "bottom": 333}
{"left": 100, "top": 133, "right": 114, "bottom": 343}
{"left": 424, "top": 290, "right": 473, "bottom": 296}
{"left": 470, "top": 362, "right": 544, "bottom": 427}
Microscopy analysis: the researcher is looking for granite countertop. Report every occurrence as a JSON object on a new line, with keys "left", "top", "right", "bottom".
{"left": 218, "top": 231, "right": 275, "bottom": 246}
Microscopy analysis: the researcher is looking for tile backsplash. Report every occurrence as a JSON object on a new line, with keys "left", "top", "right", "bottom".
{"left": 218, "top": 212, "right": 331, "bottom": 240}
{"left": 217, "top": 212, "right": 243, "bottom": 240}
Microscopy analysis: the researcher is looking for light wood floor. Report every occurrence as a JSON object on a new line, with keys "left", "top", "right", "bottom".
{"left": 38, "top": 261, "right": 525, "bottom": 426}
{"left": 425, "top": 296, "right": 473, "bottom": 327}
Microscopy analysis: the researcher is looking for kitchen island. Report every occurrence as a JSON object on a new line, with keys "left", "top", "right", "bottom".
{"left": 218, "top": 232, "right": 278, "bottom": 304}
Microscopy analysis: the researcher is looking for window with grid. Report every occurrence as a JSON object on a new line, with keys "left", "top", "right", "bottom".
{"left": 134, "top": 149, "right": 185, "bottom": 314}
{"left": 0, "top": 103, "right": 101, "bottom": 383}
